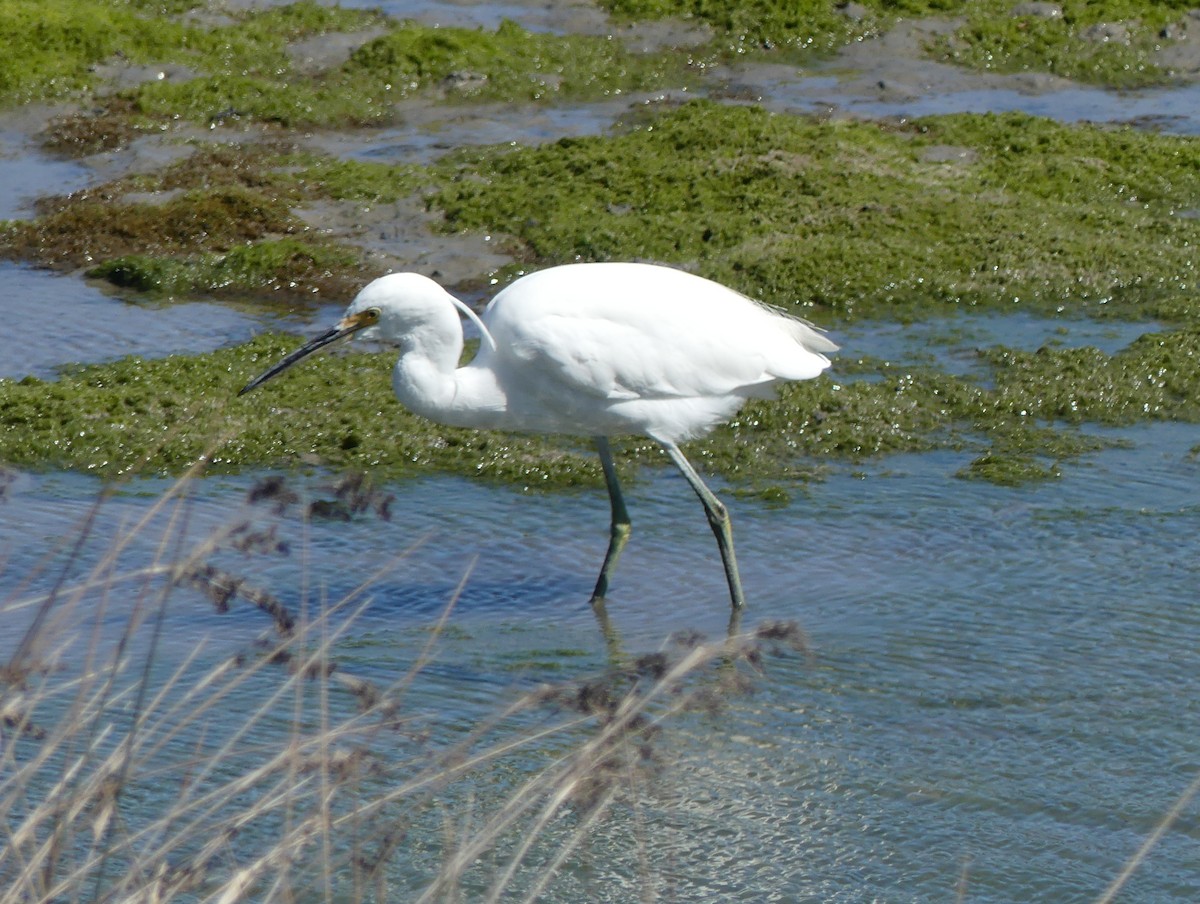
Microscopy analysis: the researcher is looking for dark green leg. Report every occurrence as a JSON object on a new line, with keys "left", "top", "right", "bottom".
{"left": 661, "top": 441, "right": 746, "bottom": 611}
{"left": 589, "top": 436, "right": 631, "bottom": 606}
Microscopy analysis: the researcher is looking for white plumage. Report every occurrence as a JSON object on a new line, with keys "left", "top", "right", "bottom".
{"left": 241, "top": 262, "right": 837, "bottom": 610}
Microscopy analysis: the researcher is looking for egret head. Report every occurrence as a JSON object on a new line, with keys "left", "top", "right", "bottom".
{"left": 237, "top": 273, "right": 455, "bottom": 396}
{"left": 344, "top": 272, "right": 459, "bottom": 343}
{"left": 337, "top": 299, "right": 383, "bottom": 341}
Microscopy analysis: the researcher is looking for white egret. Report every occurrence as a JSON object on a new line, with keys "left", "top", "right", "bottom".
{"left": 239, "top": 262, "right": 837, "bottom": 610}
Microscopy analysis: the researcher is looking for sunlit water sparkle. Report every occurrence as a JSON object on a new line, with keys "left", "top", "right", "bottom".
{"left": 3, "top": 422, "right": 1199, "bottom": 899}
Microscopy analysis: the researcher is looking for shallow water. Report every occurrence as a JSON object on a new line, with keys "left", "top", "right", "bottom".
{"left": 4, "top": 418, "right": 1200, "bottom": 900}
{"left": 2, "top": 235, "right": 1197, "bottom": 901}
{"left": 0, "top": 127, "right": 90, "bottom": 220}
{"left": 335, "top": 0, "right": 610, "bottom": 34}
{"left": 0, "top": 262, "right": 323, "bottom": 381}
{"left": 750, "top": 62, "right": 1200, "bottom": 135}
{"left": 843, "top": 81, "right": 1200, "bottom": 133}
{"left": 307, "top": 95, "right": 657, "bottom": 167}
{"left": 839, "top": 311, "right": 1162, "bottom": 378}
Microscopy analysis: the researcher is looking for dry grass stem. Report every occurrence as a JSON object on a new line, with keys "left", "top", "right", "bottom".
{"left": 2, "top": 470, "right": 806, "bottom": 901}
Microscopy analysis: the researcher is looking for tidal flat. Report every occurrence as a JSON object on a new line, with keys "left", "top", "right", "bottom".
{"left": 3, "top": 3, "right": 1200, "bottom": 900}
{"left": 2, "top": 0, "right": 1200, "bottom": 484}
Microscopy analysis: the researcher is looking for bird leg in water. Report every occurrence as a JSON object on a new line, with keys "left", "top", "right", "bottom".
{"left": 590, "top": 436, "right": 632, "bottom": 606}
{"left": 661, "top": 442, "right": 746, "bottom": 610}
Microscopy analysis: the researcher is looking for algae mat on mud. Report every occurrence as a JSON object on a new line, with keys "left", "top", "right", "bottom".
{"left": 930, "top": 0, "right": 1200, "bottom": 89}
{"left": 605, "top": 0, "right": 1200, "bottom": 87}
{"left": 4, "top": 101, "right": 1200, "bottom": 486}
{"left": 1, "top": 0, "right": 698, "bottom": 125}
{"left": 5, "top": 325, "right": 1200, "bottom": 488}
{"left": 3, "top": 5, "right": 1200, "bottom": 487}
{"left": 423, "top": 102, "right": 1200, "bottom": 320}
{"left": 0, "top": 0, "right": 381, "bottom": 106}
{"left": 5, "top": 1, "right": 1196, "bottom": 109}
{"left": 16, "top": 102, "right": 1200, "bottom": 318}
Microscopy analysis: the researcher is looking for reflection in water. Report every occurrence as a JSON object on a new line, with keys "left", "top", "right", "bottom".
{"left": 3, "top": 421, "right": 1199, "bottom": 899}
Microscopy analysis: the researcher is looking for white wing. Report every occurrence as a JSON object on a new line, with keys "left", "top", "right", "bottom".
{"left": 482, "top": 263, "right": 835, "bottom": 402}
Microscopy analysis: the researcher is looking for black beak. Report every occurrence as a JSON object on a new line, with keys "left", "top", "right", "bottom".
{"left": 238, "top": 323, "right": 360, "bottom": 396}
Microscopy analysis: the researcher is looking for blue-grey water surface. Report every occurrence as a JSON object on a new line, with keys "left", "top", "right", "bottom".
{"left": 4, "top": 419, "right": 1199, "bottom": 900}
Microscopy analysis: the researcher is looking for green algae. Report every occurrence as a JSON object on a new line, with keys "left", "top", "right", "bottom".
{"left": 4, "top": 321, "right": 1199, "bottom": 487}
{"left": 427, "top": 101, "right": 1200, "bottom": 321}
{"left": 0, "top": 0, "right": 193, "bottom": 104}
{"left": 293, "top": 156, "right": 423, "bottom": 205}
{"left": 131, "top": 74, "right": 386, "bottom": 130}
{"left": 88, "top": 238, "right": 368, "bottom": 299}
{"left": 11, "top": 1, "right": 698, "bottom": 133}
{"left": 113, "top": 1, "right": 392, "bottom": 129}
{"left": 1, "top": 185, "right": 299, "bottom": 268}
{"left": 0, "top": 0, "right": 379, "bottom": 107}
{"left": 128, "top": 16, "right": 697, "bottom": 129}
{"left": 958, "top": 451, "right": 1061, "bottom": 486}
{"left": 598, "top": 0, "right": 1196, "bottom": 88}
{"left": 982, "top": 327, "right": 1200, "bottom": 425}
{"left": 343, "top": 18, "right": 700, "bottom": 103}
{"left": 599, "top": 0, "right": 966, "bottom": 53}
{"left": 955, "top": 422, "right": 1113, "bottom": 485}
{"left": 932, "top": 1, "right": 1200, "bottom": 89}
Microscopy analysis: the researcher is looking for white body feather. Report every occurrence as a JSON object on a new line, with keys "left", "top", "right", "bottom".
{"left": 351, "top": 262, "right": 836, "bottom": 444}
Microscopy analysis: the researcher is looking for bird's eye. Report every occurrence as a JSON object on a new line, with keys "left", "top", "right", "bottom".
{"left": 364, "top": 308, "right": 380, "bottom": 323}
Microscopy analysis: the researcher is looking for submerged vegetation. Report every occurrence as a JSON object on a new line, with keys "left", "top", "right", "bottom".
{"left": 3, "top": 324, "right": 1200, "bottom": 487}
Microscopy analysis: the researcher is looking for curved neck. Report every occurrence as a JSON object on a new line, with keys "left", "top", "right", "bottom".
{"left": 391, "top": 340, "right": 507, "bottom": 430}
